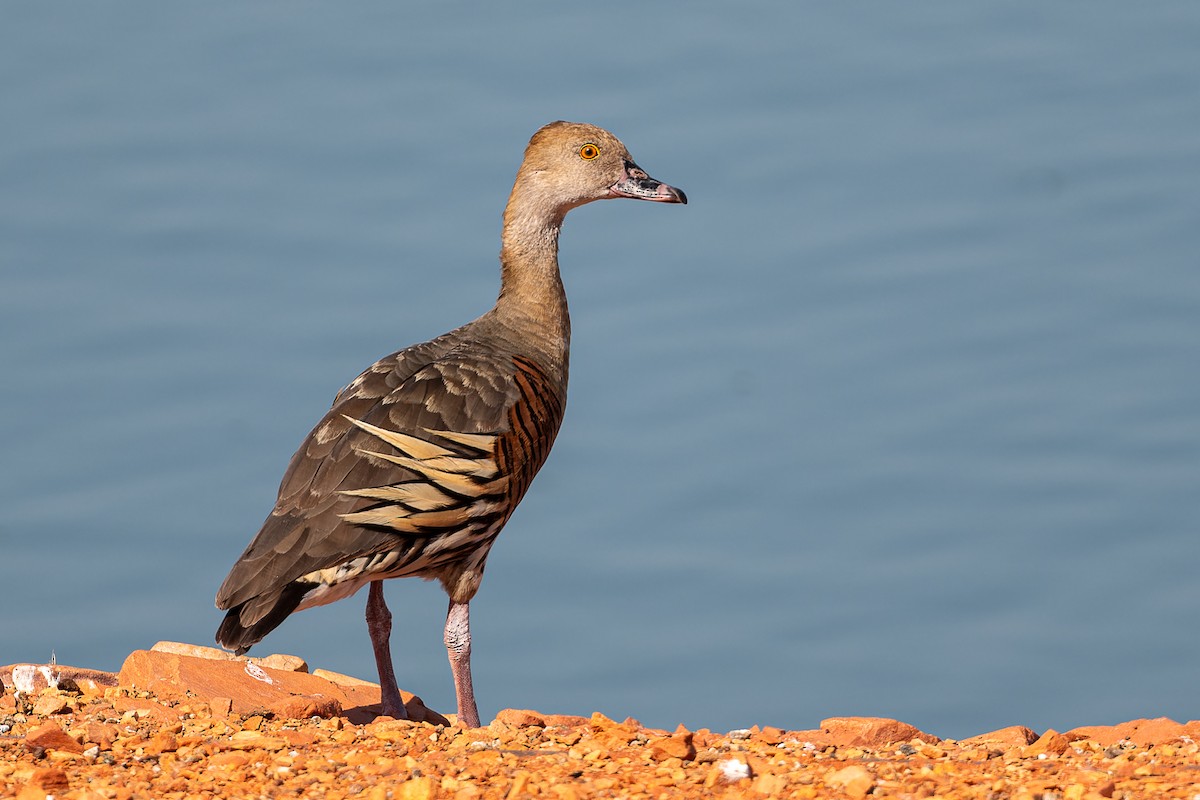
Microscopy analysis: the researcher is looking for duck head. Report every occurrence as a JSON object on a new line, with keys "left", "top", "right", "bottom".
{"left": 517, "top": 121, "right": 687, "bottom": 213}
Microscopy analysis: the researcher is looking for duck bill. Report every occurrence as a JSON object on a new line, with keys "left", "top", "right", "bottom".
{"left": 608, "top": 160, "right": 687, "bottom": 204}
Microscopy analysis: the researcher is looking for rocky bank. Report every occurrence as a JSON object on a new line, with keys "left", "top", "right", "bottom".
{"left": 2, "top": 642, "right": 1198, "bottom": 799}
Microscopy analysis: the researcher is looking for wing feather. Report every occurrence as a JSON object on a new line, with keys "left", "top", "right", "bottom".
{"left": 216, "top": 326, "right": 566, "bottom": 614}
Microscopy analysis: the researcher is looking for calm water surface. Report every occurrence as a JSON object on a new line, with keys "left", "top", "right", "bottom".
{"left": 2, "top": 4, "right": 1198, "bottom": 739}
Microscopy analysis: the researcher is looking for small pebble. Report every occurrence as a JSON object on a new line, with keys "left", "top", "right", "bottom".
{"left": 718, "top": 758, "right": 751, "bottom": 781}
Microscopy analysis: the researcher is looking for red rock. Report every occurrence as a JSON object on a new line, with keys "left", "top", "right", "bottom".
{"left": 589, "top": 711, "right": 620, "bottom": 729}
{"left": 142, "top": 731, "right": 178, "bottom": 755}
{"left": 588, "top": 711, "right": 639, "bottom": 748}
{"left": 31, "top": 691, "right": 70, "bottom": 716}
{"left": 495, "top": 708, "right": 546, "bottom": 728}
{"left": 597, "top": 730, "right": 639, "bottom": 750}
{"left": 371, "top": 718, "right": 420, "bottom": 742}
{"left": 1127, "top": 717, "right": 1187, "bottom": 746}
{"left": 281, "top": 728, "right": 320, "bottom": 747}
{"left": 271, "top": 695, "right": 342, "bottom": 720}
{"left": 648, "top": 730, "right": 696, "bottom": 761}
{"left": 542, "top": 714, "right": 589, "bottom": 728}
{"left": 1026, "top": 729, "right": 1071, "bottom": 756}
{"left": 254, "top": 653, "right": 309, "bottom": 672}
{"left": 820, "top": 717, "right": 939, "bottom": 747}
{"left": 961, "top": 725, "right": 1039, "bottom": 747}
{"left": 208, "top": 751, "right": 250, "bottom": 768}
{"left": 227, "top": 730, "right": 287, "bottom": 750}
{"left": 154, "top": 641, "right": 310, "bottom": 674}
{"left": 1065, "top": 719, "right": 1144, "bottom": 747}
{"left": 826, "top": 764, "right": 874, "bottom": 797}
{"left": 311, "top": 668, "right": 375, "bottom": 686}
{"left": 1064, "top": 724, "right": 1120, "bottom": 746}
{"left": 395, "top": 775, "right": 436, "bottom": 800}
{"left": 754, "top": 725, "right": 785, "bottom": 745}
{"left": 24, "top": 721, "right": 84, "bottom": 754}
{"left": 751, "top": 773, "right": 788, "bottom": 794}
{"left": 84, "top": 721, "right": 120, "bottom": 750}
{"left": 788, "top": 728, "right": 836, "bottom": 747}
{"left": 150, "top": 641, "right": 235, "bottom": 661}
{"left": 113, "top": 696, "right": 183, "bottom": 723}
{"left": 117, "top": 649, "right": 447, "bottom": 724}
{"left": 27, "top": 767, "right": 69, "bottom": 793}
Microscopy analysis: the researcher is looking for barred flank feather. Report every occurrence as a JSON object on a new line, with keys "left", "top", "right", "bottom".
{"left": 213, "top": 121, "right": 685, "bottom": 726}
{"left": 213, "top": 350, "right": 567, "bottom": 652}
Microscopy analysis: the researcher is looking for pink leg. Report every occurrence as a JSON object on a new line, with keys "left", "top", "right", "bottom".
{"left": 444, "top": 600, "right": 480, "bottom": 727}
{"left": 366, "top": 581, "right": 408, "bottom": 719}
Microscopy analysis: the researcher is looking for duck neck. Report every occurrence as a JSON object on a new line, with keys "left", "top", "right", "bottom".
{"left": 496, "top": 179, "right": 572, "bottom": 356}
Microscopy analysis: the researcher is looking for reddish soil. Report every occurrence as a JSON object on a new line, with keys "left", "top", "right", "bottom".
{"left": 2, "top": 644, "right": 1198, "bottom": 799}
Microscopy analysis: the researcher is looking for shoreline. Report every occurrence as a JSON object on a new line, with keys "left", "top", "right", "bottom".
{"left": 3, "top": 644, "right": 1198, "bottom": 798}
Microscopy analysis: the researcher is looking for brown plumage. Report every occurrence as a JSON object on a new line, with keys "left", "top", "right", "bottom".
{"left": 215, "top": 121, "right": 686, "bottom": 727}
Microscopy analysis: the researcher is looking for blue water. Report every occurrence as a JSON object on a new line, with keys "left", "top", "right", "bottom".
{"left": 2, "top": 3, "right": 1198, "bottom": 740}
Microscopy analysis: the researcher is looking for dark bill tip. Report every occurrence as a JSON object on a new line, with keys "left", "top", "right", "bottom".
{"left": 655, "top": 183, "right": 687, "bottom": 204}
{"left": 608, "top": 161, "right": 687, "bottom": 204}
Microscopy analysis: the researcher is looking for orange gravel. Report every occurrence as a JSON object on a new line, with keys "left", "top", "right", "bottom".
{"left": 3, "top": 658, "right": 1200, "bottom": 799}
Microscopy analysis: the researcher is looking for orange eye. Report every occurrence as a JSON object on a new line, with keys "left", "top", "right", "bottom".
{"left": 579, "top": 143, "right": 600, "bottom": 160}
